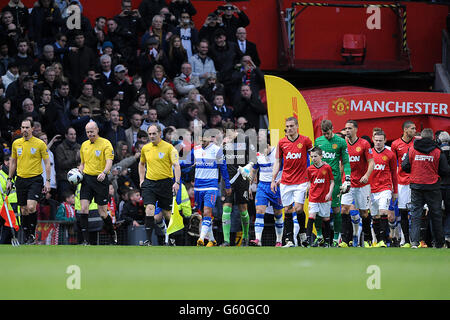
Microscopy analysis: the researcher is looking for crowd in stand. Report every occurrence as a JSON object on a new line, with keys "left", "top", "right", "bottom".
{"left": 0, "top": 0, "right": 268, "bottom": 244}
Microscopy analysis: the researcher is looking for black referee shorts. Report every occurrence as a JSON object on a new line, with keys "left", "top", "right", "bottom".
{"left": 15, "top": 175, "right": 43, "bottom": 206}
{"left": 224, "top": 175, "right": 249, "bottom": 205}
{"left": 80, "top": 174, "right": 109, "bottom": 206}
{"left": 141, "top": 178, "right": 173, "bottom": 211}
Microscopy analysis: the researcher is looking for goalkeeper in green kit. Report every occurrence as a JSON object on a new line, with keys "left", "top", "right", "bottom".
{"left": 314, "top": 120, "right": 351, "bottom": 246}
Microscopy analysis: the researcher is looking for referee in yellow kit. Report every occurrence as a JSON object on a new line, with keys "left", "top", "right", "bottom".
{"left": 6, "top": 119, "right": 51, "bottom": 244}
{"left": 78, "top": 121, "right": 116, "bottom": 245}
{"left": 139, "top": 124, "right": 181, "bottom": 246}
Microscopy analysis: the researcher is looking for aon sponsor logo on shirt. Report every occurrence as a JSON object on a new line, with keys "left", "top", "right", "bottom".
{"left": 322, "top": 151, "right": 336, "bottom": 159}
{"left": 349, "top": 155, "right": 360, "bottom": 162}
{"left": 314, "top": 178, "right": 325, "bottom": 184}
{"left": 286, "top": 152, "right": 302, "bottom": 160}
{"left": 374, "top": 164, "right": 385, "bottom": 170}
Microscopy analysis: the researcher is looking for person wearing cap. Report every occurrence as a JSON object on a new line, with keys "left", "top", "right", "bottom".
{"left": 111, "top": 64, "right": 133, "bottom": 115}
{"left": 216, "top": 2, "right": 249, "bottom": 43}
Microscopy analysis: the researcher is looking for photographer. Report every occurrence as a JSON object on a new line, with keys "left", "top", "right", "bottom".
{"left": 214, "top": 3, "right": 249, "bottom": 42}
{"left": 169, "top": 0, "right": 197, "bottom": 22}
{"left": 199, "top": 13, "right": 223, "bottom": 46}
{"left": 114, "top": 0, "right": 146, "bottom": 37}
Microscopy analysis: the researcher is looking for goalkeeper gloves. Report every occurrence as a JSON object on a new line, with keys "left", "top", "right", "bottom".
{"left": 340, "top": 175, "right": 351, "bottom": 194}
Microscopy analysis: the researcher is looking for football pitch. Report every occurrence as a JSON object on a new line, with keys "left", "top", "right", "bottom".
{"left": 0, "top": 245, "right": 448, "bottom": 300}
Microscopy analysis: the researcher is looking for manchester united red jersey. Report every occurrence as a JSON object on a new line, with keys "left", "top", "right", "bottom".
{"left": 391, "top": 137, "right": 415, "bottom": 185}
{"left": 307, "top": 162, "right": 334, "bottom": 203}
{"left": 277, "top": 134, "right": 313, "bottom": 185}
{"left": 369, "top": 147, "right": 399, "bottom": 194}
{"left": 346, "top": 137, "right": 373, "bottom": 188}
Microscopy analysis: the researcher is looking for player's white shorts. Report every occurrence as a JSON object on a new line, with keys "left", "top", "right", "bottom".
{"left": 341, "top": 184, "right": 371, "bottom": 210}
{"left": 308, "top": 201, "right": 331, "bottom": 218}
{"left": 397, "top": 184, "right": 411, "bottom": 209}
{"left": 370, "top": 190, "right": 392, "bottom": 216}
{"left": 280, "top": 182, "right": 308, "bottom": 207}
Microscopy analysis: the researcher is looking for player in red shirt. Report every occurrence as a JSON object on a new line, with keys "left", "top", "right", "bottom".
{"left": 340, "top": 120, "right": 374, "bottom": 248}
{"left": 272, "top": 117, "right": 313, "bottom": 247}
{"left": 306, "top": 147, "right": 334, "bottom": 247}
{"left": 391, "top": 120, "right": 416, "bottom": 248}
{"left": 369, "top": 130, "right": 399, "bottom": 247}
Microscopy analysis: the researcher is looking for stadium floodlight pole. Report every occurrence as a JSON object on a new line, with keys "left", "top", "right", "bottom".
{"left": 1, "top": 190, "right": 20, "bottom": 247}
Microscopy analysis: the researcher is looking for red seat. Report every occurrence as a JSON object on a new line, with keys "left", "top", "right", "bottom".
{"left": 341, "top": 34, "right": 366, "bottom": 64}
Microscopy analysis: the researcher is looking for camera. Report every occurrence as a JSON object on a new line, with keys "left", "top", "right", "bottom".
{"left": 124, "top": 10, "right": 132, "bottom": 15}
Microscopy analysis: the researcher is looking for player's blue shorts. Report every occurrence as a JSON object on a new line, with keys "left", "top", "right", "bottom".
{"left": 195, "top": 190, "right": 218, "bottom": 210}
{"left": 255, "top": 182, "right": 283, "bottom": 210}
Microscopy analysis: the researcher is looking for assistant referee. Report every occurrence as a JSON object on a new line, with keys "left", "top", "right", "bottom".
{"left": 7, "top": 119, "right": 51, "bottom": 244}
{"left": 78, "top": 121, "right": 116, "bottom": 245}
{"left": 139, "top": 124, "right": 181, "bottom": 246}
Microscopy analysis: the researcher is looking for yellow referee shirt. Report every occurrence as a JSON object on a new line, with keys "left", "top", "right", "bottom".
{"left": 140, "top": 140, "right": 179, "bottom": 180}
{"left": 11, "top": 136, "right": 49, "bottom": 178}
{"left": 80, "top": 137, "right": 114, "bottom": 176}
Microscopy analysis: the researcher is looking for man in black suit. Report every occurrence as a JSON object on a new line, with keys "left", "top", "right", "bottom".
{"left": 235, "top": 27, "right": 260, "bottom": 67}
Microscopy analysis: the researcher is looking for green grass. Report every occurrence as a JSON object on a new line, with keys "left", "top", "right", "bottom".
{"left": 0, "top": 245, "right": 448, "bottom": 300}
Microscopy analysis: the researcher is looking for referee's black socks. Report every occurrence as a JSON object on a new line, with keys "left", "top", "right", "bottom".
{"left": 145, "top": 216, "right": 155, "bottom": 243}
{"left": 102, "top": 215, "right": 114, "bottom": 235}
{"left": 79, "top": 214, "right": 89, "bottom": 243}
{"left": 29, "top": 212, "right": 37, "bottom": 236}
{"left": 21, "top": 214, "right": 30, "bottom": 239}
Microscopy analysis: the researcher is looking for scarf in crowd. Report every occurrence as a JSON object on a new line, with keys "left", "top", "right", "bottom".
{"left": 63, "top": 202, "right": 75, "bottom": 219}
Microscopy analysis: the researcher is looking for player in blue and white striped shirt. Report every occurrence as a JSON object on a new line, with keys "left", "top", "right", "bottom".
{"left": 182, "top": 130, "right": 231, "bottom": 246}
{"left": 249, "top": 132, "right": 284, "bottom": 247}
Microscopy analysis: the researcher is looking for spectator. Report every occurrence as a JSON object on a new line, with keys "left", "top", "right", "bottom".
{"left": 207, "top": 109, "right": 223, "bottom": 129}
{"left": 166, "top": 35, "right": 188, "bottom": 80}
{"left": 61, "top": 2, "right": 95, "bottom": 48}
{"left": 159, "top": 6, "right": 178, "bottom": 30}
{"left": 174, "top": 101, "right": 199, "bottom": 129}
{"left": 0, "top": 42, "right": 13, "bottom": 76}
{"left": 5, "top": 65, "right": 29, "bottom": 104}
{"left": 121, "top": 189, "right": 145, "bottom": 227}
{"left": 0, "top": 97, "right": 18, "bottom": 142}
{"left": 63, "top": 31, "right": 97, "bottom": 95}
{"left": 199, "top": 12, "right": 223, "bottom": 46}
{"left": 105, "top": 18, "right": 137, "bottom": 72}
{"left": 235, "top": 27, "right": 260, "bottom": 67}
{"left": 111, "top": 64, "right": 133, "bottom": 115}
{"left": 146, "top": 64, "right": 174, "bottom": 102}
{"left": 114, "top": 0, "right": 146, "bottom": 38}
{"left": 21, "top": 97, "right": 41, "bottom": 123}
{"left": 230, "top": 55, "right": 264, "bottom": 102}
{"left": 51, "top": 61, "right": 68, "bottom": 84}
{"left": 36, "top": 88, "right": 55, "bottom": 135}
{"left": 98, "top": 54, "right": 116, "bottom": 100}
{"left": 128, "top": 92, "right": 150, "bottom": 116}
{"left": 33, "top": 45, "right": 57, "bottom": 76}
{"left": 114, "top": 140, "right": 131, "bottom": 164}
{"left": 53, "top": 81, "right": 76, "bottom": 115}
{"left": 209, "top": 28, "right": 239, "bottom": 91}
{"left": 29, "top": 0, "right": 63, "bottom": 53}
{"left": 198, "top": 73, "right": 225, "bottom": 105}
{"left": 34, "top": 66, "right": 58, "bottom": 101}
{"left": 77, "top": 81, "right": 100, "bottom": 113}
{"left": 104, "top": 109, "right": 127, "bottom": 149}
{"left": 52, "top": 33, "right": 76, "bottom": 62}
{"left": 173, "top": 62, "right": 200, "bottom": 97}
{"left": 402, "top": 128, "right": 450, "bottom": 248}
{"left": 130, "top": 76, "right": 149, "bottom": 104}
{"left": 37, "top": 131, "right": 59, "bottom": 197}
{"left": 189, "top": 40, "right": 216, "bottom": 86}
{"left": 125, "top": 113, "right": 143, "bottom": 151}
{"left": 174, "top": 11, "right": 198, "bottom": 61}
{"left": 169, "top": 0, "right": 197, "bottom": 22}
{"left": 1, "top": 60, "right": 18, "bottom": 90}
{"left": 233, "top": 84, "right": 267, "bottom": 130}
{"left": 55, "top": 190, "right": 76, "bottom": 221}
{"left": 138, "top": 0, "right": 167, "bottom": 29}
{"left": 138, "top": 36, "right": 169, "bottom": 85}
{"left": 152, "top": 86, "right": 178, "bottom": 127}
{"left": 93, "top": 16, "right": 107, "bottom": 36}
{"left": 141, "top": 15, "right": 172, "bottom": 52}
{"left": 179, "top": 88, "right": 211, "bottom": 125}
{"left": 1, "top": 0, "right": 30, "bottom": 35}
{"left": 211, "top": 93, "right": 233, "bottom": 123}
{"left": 13, "top": 38, "right": 34, "bottom": 69}
{"left": 215, "top": 2, "right": 249, "bottom": 43}
{"left": 141, "top": 107, "right": 165, "bottom": 133}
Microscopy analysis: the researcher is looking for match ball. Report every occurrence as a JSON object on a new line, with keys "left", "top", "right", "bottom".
{"left": 67, "top": 168, "right": 83, "bottom": 185}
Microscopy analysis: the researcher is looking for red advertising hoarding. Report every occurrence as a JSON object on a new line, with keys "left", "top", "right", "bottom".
{"left": 328, "top": 92, "right": 450, "bottom": 140}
